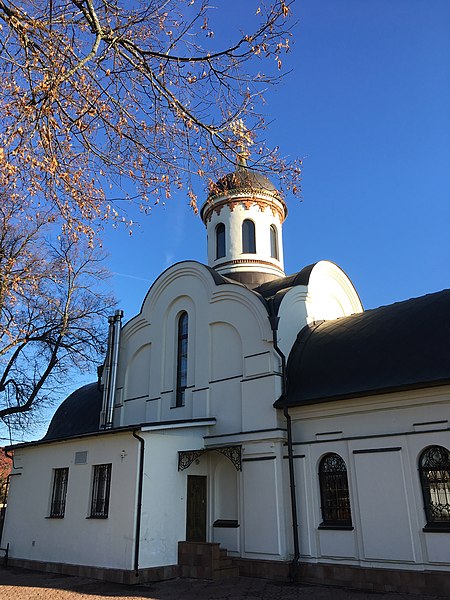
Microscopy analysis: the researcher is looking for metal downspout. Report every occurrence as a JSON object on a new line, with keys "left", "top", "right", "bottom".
{"left": 268, "top": 305, "right": 300, "bottom": 580}
{"left": 132, "top": 430, "right": 145, "bottom": 577}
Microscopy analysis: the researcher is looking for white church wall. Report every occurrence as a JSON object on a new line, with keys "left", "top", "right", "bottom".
{"left": 352, "top": 448, "right": 416, "bottom": 563}
{"left": 211, "top": 454, "right": 240, "bottom": 553}
{"left": 124, "top": 344, "right": 152, "bottom": 402}
{"left": 241, "top": 375, "right": 283, "bottom": 431}
{"left": 240, "top": 440, "right": 289, "bottom": 560}
{"left": 210, "top": 322, "right": 243, "bottom": 380}
{"left": 114, "top": 318, "right": 151, "bottom": 426}
{"left": 137, "top": 427, "right": 209, "bottom": 568}
{"left": 317, "top": 529, "right": 357, "bottom": 561}
{"left": 290, "top": 456, "right": 315, "bottom": 558}
{"left": 209, "top": 378, "right": 242, "bottom": 435}
{"left": 287, "top": 385, "right": 450, "bottom": 571}
{"left": 3, "top": 433, "right": 139, "bottom": 570}
{"left": 242, "top": 458, "right": 281, "bottom": 555}
{"left": 114, "top": 261, "right": 279, "bottom": 437}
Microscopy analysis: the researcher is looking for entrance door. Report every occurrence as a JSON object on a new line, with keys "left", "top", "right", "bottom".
{"left": 186, "top": 475, "right": 207, "bottom": 542}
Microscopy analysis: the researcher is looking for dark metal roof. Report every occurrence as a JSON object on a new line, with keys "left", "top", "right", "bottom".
{"left": 276, "top": 289, "right": 450, "bottom": 408}
{"left": 43, "top": 382, "right": 103, "bottom": 440}
{"left": 252, "top": 264, "right": 317, "bottom": 313}
{"left": 208, "top": 165, "right": 278, "bottom": 197}
{"left": 224, "top": 271, "right": 280, "bottom": 289}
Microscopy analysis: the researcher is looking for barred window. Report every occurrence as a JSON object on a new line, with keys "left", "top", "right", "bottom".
{"left": 419, "top": 445, "right": 450, "bottom": 529}
{"left": 176, "top": 311, "right": 188, "bottom": 407}
{"left": 90, "top": 464, "right": 112, "bottom": 518}
{"left": 318, "top": 453, "right": 352, "bottom": 528}
{"left": 50, "top": 468, "right": 69, "bottom": 518}
{"left": 216, "top": 223, "right": 226, "bottom": 259}
{"left": 242, "top": 219, "right": 256, "bottom": 253}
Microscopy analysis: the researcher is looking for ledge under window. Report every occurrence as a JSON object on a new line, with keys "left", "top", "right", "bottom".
{"left": 318, "top": 523, "right": 354, "bottom": 531}
{"left": 422, "top": 523, "right": 450, "bottom": 533}
{"left": 213, "top": 519, "right": 239, "bottom": 528}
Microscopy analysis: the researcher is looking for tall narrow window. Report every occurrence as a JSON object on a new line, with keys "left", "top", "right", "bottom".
{"left": 176, "top": 311, "right": 188, "bottom": 407}
{"left": 419, "top": 445, "right": 450, "bottom": 529}
{"left": 242, "top": 219, "right": 256, "bottom": 253}
{"left": 50, "top": 467, "right": 69, "bottom": 518}
{"left": 90, "top": 464, "right": 112, "bottom": 518}
{"left": 216, "top": 223, "right": 226, "bottom": 259}
{"left": 270, "top": 224, "right": 279, "bottom": 259}
{"left": 318, "top": 453, "right": 352, "bottom": 528}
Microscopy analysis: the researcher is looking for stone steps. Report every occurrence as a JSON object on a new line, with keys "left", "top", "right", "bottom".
{"left": 178, "top": 541, "right": 239, "bottom": 580}
{"left": 213, "top": 549, "right": 239, "bottom": 579}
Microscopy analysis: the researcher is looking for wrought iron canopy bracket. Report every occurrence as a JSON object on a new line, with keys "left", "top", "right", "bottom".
{"left": 178, "top": 445, "right": 242, "bottom": 471}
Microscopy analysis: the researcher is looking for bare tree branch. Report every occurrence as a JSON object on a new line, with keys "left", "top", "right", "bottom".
{"left": 0, "top": 0, "right": 301, "bottom": 236}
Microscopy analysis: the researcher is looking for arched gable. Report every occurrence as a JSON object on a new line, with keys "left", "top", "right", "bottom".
{"left": 277, "top": 260, "right": 363, "bottom": 357}
{"left": 115, "top": 261, "right": 273, "bottom": 428}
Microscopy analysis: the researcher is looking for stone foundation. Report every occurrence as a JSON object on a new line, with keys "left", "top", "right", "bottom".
{"left": 7, "top": 554, "right": 450, "bottom": 595}
{"left": 7, "top": 557, "right": 179, "bottom": 585}
{"left": 235, "top": 557, "right": 450, "bottom": 596}
{"left": 233, "top": 557, "right": 291, "bottom": 581}
{"left": 297, "top": 562, "right": 450, "bottom": 597}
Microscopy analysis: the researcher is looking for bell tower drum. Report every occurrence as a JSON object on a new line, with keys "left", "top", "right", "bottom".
{"left": 200, "top": 161, "right": 287, "bottom": 287}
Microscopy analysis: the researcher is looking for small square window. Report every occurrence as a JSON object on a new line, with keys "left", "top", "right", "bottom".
{"left": 89, "top": 464, "right": 112, "bottom": 518}
{"left": 49, "top": 468, "right": 69, "bottom": 518}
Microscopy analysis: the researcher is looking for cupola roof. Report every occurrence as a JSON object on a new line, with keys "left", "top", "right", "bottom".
{"left": 200, "top": 159, "right": 287, "bottom": 282}
{"left": 208, "top": 164, "right": 278, "bottom": 198}
{"left": 200, "top": 163, "right": 286, "bottom": 224}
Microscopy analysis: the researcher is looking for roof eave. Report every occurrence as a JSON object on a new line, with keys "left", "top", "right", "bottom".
{"left": 274, "top": 377, "right": 450, "bottom": 409}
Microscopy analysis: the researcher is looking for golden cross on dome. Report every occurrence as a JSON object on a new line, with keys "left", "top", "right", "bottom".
{"left": 230, "top": 118, "right": 253, "bottom": 166}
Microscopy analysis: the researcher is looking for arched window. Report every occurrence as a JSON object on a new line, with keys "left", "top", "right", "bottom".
{"left": 419, "top": 445, "right": 450, "bottom": 528}
{"left": 242, "top": 219, "right": 256, "bottom": 253}
{"left": 270, "top": 224, "right": 279, "bottom": 259}
{"left": 216, "top": 223, "right": 226, "bottom": 259}
{"left": 318, "top": 453, "right": 352, "bottom": 528}
{"left": 176, "top": 311, "right": 188, "bottom": 407}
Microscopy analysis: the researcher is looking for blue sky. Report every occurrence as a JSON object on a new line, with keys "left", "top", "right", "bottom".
{"left": 104, "top": 0, "right": 450, "bottom": 318}
{"left": 5, "top": 1, "right": 449, "bottom": 442}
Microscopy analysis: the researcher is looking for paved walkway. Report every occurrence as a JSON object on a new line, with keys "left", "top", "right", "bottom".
{"left": 0, "top": 567, "right": 441, "bottom": 600}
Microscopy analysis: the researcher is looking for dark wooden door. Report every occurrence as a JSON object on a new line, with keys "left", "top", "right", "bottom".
{"left": 186, "top": 475, "right": 207, "bottom": 542}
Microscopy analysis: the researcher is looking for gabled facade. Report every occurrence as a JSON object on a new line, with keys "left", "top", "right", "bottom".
{"left": 2, "top": 165, "right": 449, "bottom": 594}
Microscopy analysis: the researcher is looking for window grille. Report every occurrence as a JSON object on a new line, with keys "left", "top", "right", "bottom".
{"left": 176, "top": 311, "right": 188, "bottom": 407}
{"left": 242, "top": 219, "right": 256, "bottom": 253}
{"left": 216, "top": 223, "right": 226, "bottom": 259}
{"left": 90, "top": 464, "right": 112, "bottom": 518}
{"left": 318, "top": 453, "right": 352, "bottom": 527}
{"left": 270, "top": 224, "right": 279, "bottom": 259}
{"left": 419, "top": 445, "right": 450, "bottom": 527}
{"left": 50, "top": 468, "right": 69, "bottom": 518}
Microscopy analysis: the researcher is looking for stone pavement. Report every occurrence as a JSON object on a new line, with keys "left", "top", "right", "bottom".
{"left": 0, "top": 567, "right": 442, "bottom": 600}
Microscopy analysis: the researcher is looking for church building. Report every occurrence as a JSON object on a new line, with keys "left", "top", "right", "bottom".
{"left": 2, "top": 163, "right": 449, "bottom": 595}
